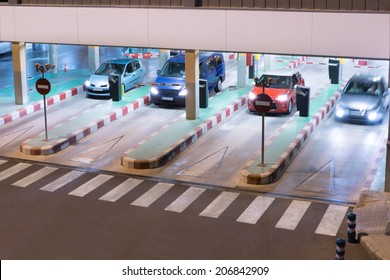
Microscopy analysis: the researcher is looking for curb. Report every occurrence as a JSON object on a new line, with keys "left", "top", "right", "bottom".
{"left": 360, "top": 234, "right": 390, "bottom": 260}
{"left": 20, "top": 95, "right": 150, "bottom": 155}
{"left": 121, "top": 95, "right": 248, "bottom": 169}
{"left": 0, "top": 85, "right": 85, "bottom": 127}
{"left": 240, "top": 92, "right": 339, "bottom": 185}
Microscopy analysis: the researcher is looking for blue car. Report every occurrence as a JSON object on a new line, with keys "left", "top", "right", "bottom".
{"left": 150, "top": 52, "right": 226, "bottom": 106}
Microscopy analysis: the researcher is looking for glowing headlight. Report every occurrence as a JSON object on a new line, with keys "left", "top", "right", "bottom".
{"left": 179, "top": 89, "right": 188, "bottom": 96}
{"left": 276, "top": 94, "right": 288, "bottom": 102}
{"left": 249, "top": 91, "right": 256, "bottom": 100}
{"left": 150, "top": 87, "right": 159, "bottom": 95}
{"left": 335, "top": 107, "right": 346, "bottom": 118}
{"left": 85, "top": 80, "right": 91, "bottom": 87}
{"left": 368, "top": 111, "right": 379, "bottom": 121}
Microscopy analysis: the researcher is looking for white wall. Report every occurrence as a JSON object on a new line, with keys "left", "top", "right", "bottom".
{"left": 0, "top": 6, "right": 389, "bottom": 59}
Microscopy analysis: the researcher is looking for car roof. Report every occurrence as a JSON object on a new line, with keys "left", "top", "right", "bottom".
{"left": 262, "top": 70, "right": 300, "bottom": 77}
{"left": 348, "top": 73, "right": 384, "bottom": 83}
{"left": 104, "top": 58, "right": 139, "bottom": 65}
{"left": 168, "top": 52, "right": 223, "bottom": 63}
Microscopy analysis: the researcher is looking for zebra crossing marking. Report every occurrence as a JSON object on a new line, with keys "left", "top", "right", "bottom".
{"left": 68, "top": 174, "right": 114, "bottom": 197}
{"left": 199, "top": 191, "right": 240, "bottom": 218}
{"left": 12, "top": 167, "right": 58, "bottom": 188}
{"left": 165, "top": 187, "right": 206, "bottom": 213}
{"left": 0, "top": 161, "right": 351, "bottom": 236}
{"left": 40, "top": 170, "right": 85, "bottom": 192}
{"left": 131, "top": 182, "right": 174, "bottom": 207}
{"left": 99, "top": 178, "right": 143, "bottom": 202}
{"left": 315, "top": 204, "right": 349, "bottom": 236}
{"left": 275, "top": 200, "right": 311, "bottom": 230}
{"left": 236, "top": 196, "right": 275, "bottom": 224}
{"left": 0, "top": 163, "right": 32, "bottom": 181}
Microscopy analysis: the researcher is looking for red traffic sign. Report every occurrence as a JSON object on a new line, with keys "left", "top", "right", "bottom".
{"left": 253, "top": 93, "right": 273, "bottom": 113}
{"left": 35, "top": 78, "right": 51, "bottom": 96}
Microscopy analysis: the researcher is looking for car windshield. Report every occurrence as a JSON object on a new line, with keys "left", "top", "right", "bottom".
{"left": 95, "top": 63, "right": 124, "bottom": 75}
{"left": 160, "top": 62, "right": 185, "bottom": 77}
{"left": 256, "top": 75, "right": 291, "bottom": 88}
{"left": 344, "top": 80, "right": 381, "bottom": 96}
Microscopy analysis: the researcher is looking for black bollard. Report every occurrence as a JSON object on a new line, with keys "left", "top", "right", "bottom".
{"left": 347, "top": 212, "right": 358, "bottom": 243}
{"left": 335, "top": 238, "right": 346, "bottom": 260}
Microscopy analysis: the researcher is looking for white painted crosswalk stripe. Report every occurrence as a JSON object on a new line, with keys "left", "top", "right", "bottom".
{"left": 315, "top": 204, "right": 348, "bottom": 236}
{"left": 12, "top": 167, "right": 58, "bottom": 188}
{"left": 0, "top": 162, "right": 32, "bottom": 181}
{"left": 275, "top": 200, "right": 311, "bottom": 230}
{"left": 199, "top": 191, "right": 240, "bottom": 218}
{"left": 69, "top": 174, "right": 113, "bottom": 197}
{"left": 0, "top": 159, "right": 7, "bottom": 166}
{"left": 131, "top": 182, "right": 174, "bottom": 207}
{"left": 99, "top": 178, "right": 143, "bottom": 202}
{"left": 40, "top": 170, "right": 85, "bottom": 192}
{"left": 165, "top": 187, "right": 206, "bottom": 213}
{"left": 236, "top": 196, "right": 275, "bottom": 224}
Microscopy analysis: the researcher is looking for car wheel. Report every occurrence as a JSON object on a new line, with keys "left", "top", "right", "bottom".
{"left": 286, "top": 99, "right": 293, "bottom": 114}
{"left": 214, "top": 77, "right": 222, "bottom": 93}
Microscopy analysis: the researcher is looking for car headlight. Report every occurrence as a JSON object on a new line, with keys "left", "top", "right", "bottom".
{"left": 276, "top": 94, "right": 288, "bottom": 102}
{"left": 85, "top": 80, "right": 91, "bottom": 87}
{"left": 249, "top": 91, "right": 256, "bottom": 100}
{"left": 179, "top": 88, "right": 188, "bottom": 96}
{"left": 150, "top": 87, "right": 159, "bottom": 95}
{"left": 367, "top": 111, "right": 379, "bottom": 121}
{"left": 335, "top": 104, "right": 346, "bottom": 118}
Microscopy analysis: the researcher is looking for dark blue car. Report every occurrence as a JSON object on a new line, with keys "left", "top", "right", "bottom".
{"left": 150, "top": 52, "right": 226, "bottom": 106}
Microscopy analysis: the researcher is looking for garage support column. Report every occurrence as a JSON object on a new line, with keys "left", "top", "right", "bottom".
{"left": 49, "top": 44, "right": 58, "bottom": 74}
{"left": 237, "top": 53, "right": 248, "bottom": 88}
{"left": 159, "top": 50, "right": 170, "bottom": 69}
{"left": 263, "top": 54, "right": 271, "bottom": 72}
{"left": 12, "top": 42, "right": 28, "bottom": 105}
{"left": 88, "top": 46, "right": 100, "bottom": 73}
{"left": 185, "top": 49, "right": 199, "bottom": 120}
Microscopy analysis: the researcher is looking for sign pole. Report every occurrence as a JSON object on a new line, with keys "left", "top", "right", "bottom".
{"left": 260, "top": 112, "right": 266, "bottom": 166}
{"left": 43, "top": 94, "right": 49, "bottom": 141}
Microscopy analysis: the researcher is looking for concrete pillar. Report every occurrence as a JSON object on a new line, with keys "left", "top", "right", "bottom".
{"left": 185, "top": 50, "right": 199, "bottom": 120}
{"left": 12, "top": 42, "right": 28, "bottom": 105}
{"left": 385, "top": 62, "right": 390, "bottom": 192}
{"left": 159, "top": 49, "right": 170, "bottom": 69}
{"left": 49, "top": 44, "right": 58, "bottom": 74}
{"left": 254, "top": 53, "right": 261, "bottom": 78}
{"left": 88, "top": 46, "right": 100, "bottom": 73}
{"left": 263, "top": 54, "right": 271, "bottom": 72}
{"left": 237, "top": 53, "right": 248, "bottom": 88}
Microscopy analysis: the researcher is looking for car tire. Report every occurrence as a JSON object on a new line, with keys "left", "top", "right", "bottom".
{"left": 285, "top": 99, "right": 293, "bottom": 114}
{"left": 214, "top": 77, "right": 222, "bottom": 93}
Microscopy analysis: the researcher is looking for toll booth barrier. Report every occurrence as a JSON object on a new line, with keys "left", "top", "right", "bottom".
{"left": 296, "top": 86, "right": 310, "bottom": 117}
{"left": 109, "top": 74, "right": 122, "bottom": 101}
{"left": 199, "top": 79, "right": 209, "bottom": 108}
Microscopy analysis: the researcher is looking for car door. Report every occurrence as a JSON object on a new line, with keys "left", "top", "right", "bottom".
{"left": 205, "top": 56, "right": 218, "bottom": 91}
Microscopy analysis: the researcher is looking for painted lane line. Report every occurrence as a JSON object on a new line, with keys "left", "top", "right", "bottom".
{"left": 236, "top": 196, "right": 275, "bottom": 224}
{"left": 12, "top": 167, "right": 58, "bottom": 188}
{"left": 99, "top": 178, "right": 143, "bottom": 202}
{"left": 199, "top": 191, "right": 240, "bottom": 219}
{"left": 40, "top": 170, "right": 85, "bottom": 192}
{"left": 131, "top": 182, "right": 174, "bottom": 208}
{"left": 68, "top": 174, "right": 113, "bottom": 197}
{"left": 0, "top": 163, "right": 32, "bottom": 181}
{"left": 315, "top": 204, "right": 348, "bottom": 236}
{"left": 165, "top": 187, "right": 206, "bottom": 213}
{"left": 275, "top": 200, "right": 311, "bottom": 230}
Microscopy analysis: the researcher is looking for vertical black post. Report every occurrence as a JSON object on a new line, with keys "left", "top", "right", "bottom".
{"left": 335, "top": 238, "right": 346, "bottom": 260}
{"left": 43, "top": 94, "right": 49, "bottom": 141}
{"left": 347, "top": 212, "right": 358, "bottom": 243}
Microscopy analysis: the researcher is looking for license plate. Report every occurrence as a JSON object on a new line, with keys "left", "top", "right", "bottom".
{"left": 162, "top": 97, "right": 174, "bottom": 101}
{"left": 94, "top": 88, "right": 103, "bottom": 92}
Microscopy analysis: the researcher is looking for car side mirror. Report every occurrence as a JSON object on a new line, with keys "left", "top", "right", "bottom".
{"left": 157, "top": 70, "right": 161, "bottom": 75}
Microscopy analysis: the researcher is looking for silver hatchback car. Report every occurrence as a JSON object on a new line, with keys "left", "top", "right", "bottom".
{"left": 85, "top": 58, "right": 145, "bottom": 97}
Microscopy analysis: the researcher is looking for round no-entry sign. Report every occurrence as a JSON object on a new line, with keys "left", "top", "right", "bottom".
{"left": 35, "top": 78, "right": 51, "bottom": 96}
{"left": 253, "top": 93, "right": 273, "bottom": 113}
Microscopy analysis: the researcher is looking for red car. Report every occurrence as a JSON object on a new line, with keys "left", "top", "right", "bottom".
{"left": 248, "top": 70, "right": 305, "bottom": 114}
